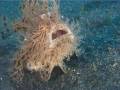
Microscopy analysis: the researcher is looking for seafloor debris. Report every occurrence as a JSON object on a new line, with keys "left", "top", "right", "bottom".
{"left": 0, "top": 16, "right": 12, "bottom": 40}
{"left": 12, "top": 0, "right": 78, "bottom": 81}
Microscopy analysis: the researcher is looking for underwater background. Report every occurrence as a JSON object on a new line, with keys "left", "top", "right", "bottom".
{"left": 0, "top": 0, "right": 120, "bottom": 90}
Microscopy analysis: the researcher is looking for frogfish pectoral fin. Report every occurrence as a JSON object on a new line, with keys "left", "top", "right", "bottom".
{"left": 39, "top": 68, "right": 52, "bottom": 81}
{"left": 59, "top": 62, "right": 68, "bottom": 73}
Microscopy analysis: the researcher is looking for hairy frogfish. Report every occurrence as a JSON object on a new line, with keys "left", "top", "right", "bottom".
{"left": 12, "top": 0, "right": 77, "bottom": 81}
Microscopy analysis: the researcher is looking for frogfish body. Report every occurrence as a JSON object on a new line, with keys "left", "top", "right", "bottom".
{"left": 12, "top": 0, "right": 77, "bottom": 81}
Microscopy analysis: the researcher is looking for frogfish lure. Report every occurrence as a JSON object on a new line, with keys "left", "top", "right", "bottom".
{"left": 12, "top": 0, "right": 77, "bottom": 81}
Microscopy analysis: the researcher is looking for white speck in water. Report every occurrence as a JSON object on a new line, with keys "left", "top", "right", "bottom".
{"left": 72, "top": 69, "right": 76, "bottom": 72}
{"left": 61, "top": 15, "right": 64, "bottom": 19}
{"left": 76, "top": 72, "right": 80, "bottom": 75}
{"left": 24, "top": 38, "right": 27, "bottom": 41}
{"left": 0, "top": 77, "right": 3, "bottom": 81}
{"left": 113, "top": 63, "right": 117, "bottom": 67}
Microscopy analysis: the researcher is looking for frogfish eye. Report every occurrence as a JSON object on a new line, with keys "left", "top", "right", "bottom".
{"left": 52, "top": 30, "right": 67, "bottom": 40}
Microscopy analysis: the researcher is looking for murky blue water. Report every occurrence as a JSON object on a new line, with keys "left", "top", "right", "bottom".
{"left": 0, "top": 0, "right": 120, "bottom": 90}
